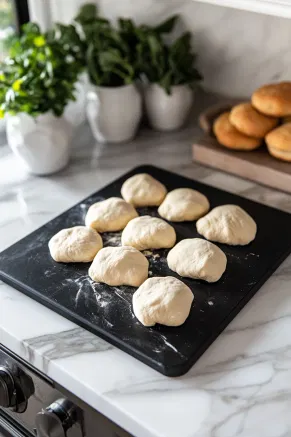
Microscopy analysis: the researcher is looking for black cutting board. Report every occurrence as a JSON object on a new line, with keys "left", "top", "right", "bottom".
{"left": 1, "top": 165, "right": 291, "bottom": 377}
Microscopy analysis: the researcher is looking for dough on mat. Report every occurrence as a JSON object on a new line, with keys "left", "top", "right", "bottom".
{"left": 121, "top": 173, "right": 167, "bottom": 207}
{"left": 121, "top": 215, "right": 176, "bottom": 250}
{"left": 196, "top": 204, "right": 257, "bottom": 246}
{"left": 133, "top": 276, "right": 194, "bottom": 327}
{"left": 49, "top": 226, "right": 103, "bottom": 263}
{"left": 89, "top": 246, "right": 148, "bottom": 287}
{"left": 85, "top": 197, "right": 138, "bottom": 233}
{"left": 167, "top": 238, "right": 227, "bottom": 282}
{"left": 158, "top": 188, "right": 209, "bottom": 222}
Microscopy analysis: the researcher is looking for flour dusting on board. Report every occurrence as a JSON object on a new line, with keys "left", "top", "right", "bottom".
{"left": 245, "top": 252, "right": 260, "bottom": 259}
{"left": 64, "top": 276, "right": 109, "bottom": 308}
{"left": 159, "top": 334, "right": 180, "bottom": 354}
{"left": 103, "top": 232, "right": 121, "bottom": 247}
{"left": 143, "top": 250, "right": 160, "bottom": 259}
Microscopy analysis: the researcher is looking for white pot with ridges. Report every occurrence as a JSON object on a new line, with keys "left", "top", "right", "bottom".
{"left": 6, "top": 112, "right": 72, "bottom": 175}
{"left": 86, "top": 84, "right": 142, "bottom": 143}
{"left": 145, "top": 83, "right": 194, "bottom": 132}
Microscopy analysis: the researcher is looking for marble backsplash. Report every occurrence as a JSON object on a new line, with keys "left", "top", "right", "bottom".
{"left": 49, "top": 0, "right": 291, "bottom": 97}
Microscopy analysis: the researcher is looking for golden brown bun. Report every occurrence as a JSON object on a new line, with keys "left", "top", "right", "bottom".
{"left": 229, "top": 102, "right": 278, "bottom": 138}
{"left": 213, "top": 112, "right": 262, "bottom": 151}
{"left": 265, "top": 122, "right": 291, "bottom": 152}
{"left": 267, "top": 145, "right": 291, "bottom": 162}
{"left": 252, "top": 82, "right": 291, "bottom": 117}
{"left": 282, "top": 115, "right": 291, "bottom": 124}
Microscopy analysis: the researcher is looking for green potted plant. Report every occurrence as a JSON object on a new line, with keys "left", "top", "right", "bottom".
{"left": 139, "top": 31, "right": 203, "bottom": 131}
{"left": 75, "top": 4, "right": 142, "bottom": 143}
{"left": 46, "top": 22, "right": 87, "bottom": 127}
{"left": 0, "top": 23, "right": 81, "bottom": 175}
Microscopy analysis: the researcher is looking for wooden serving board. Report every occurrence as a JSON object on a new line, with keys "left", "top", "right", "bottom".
{"left": 192, "top": 100, "right": 291, "bottom": 194}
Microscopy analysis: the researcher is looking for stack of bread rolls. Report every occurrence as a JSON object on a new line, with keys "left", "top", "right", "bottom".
{"left": 213, "top": 82, "right": 291, "bottom": 162}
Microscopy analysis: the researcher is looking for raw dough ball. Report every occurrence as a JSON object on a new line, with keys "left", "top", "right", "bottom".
{"left": 167, "top": 238, "right": 227, "bottom": 282}
{"left": 196, "top": 205, "right": 257, "bottom": 245}
{"left": 121, "top": 173, "right": 167, "bottom": 207}
{"left": 49, "top": 226, "right": 103, "bottom": 263}
{"left": 89, "top": 246, "right": 148, "bottom": 287}
{"left": 121, "top": 215, "right": 176, "bottom": 250}
{"left": 158, "top": 188, "right": 209, "bottom": 222}
{"left": 85, "top": 197, "right": 138, "bottom": 233}
{"left": 133, "top": 276, "right": 194, "bottom": 327}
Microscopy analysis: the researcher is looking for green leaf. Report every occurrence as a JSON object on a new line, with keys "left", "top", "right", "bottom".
{"left": 21, "top": 22, "right": 41, "bottom": 36}
{"left": 153, "top": 15, "right": 179, "bottom": 34}
{"left": 118, "top": 18, "right": 135, "bottom": 33}
{"left": 159, "top": 71, "right": 172, "bottom": 94}
{"left": 147, "top": 34, "right": 163, "bottom": 68}
{"left": 99, "top": 50, "right": 122, "bottom": 68}
{"left": 75, "top": 3, "right": 98, "bottom": 24}
{"left": 171, "top": 32, "right": 192, "bottom": 58}
{"left": 86, "top": 45, "right": 100, "bottom": 85}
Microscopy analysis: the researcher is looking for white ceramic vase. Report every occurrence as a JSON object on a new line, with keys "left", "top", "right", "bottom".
{"left": 86, "top": 84, "right": 142, "bottom": 143}
{"left": 0, "top": 117, "right": 5, "bottom": 133}
{"left": 144, "top": 83, "right": 194, "bottom": 131}
{"left": 6, "top": 112, "right": 72, "bottom": 175}
{"left": 64, "top": 73, "right": 89, "bottom": 127}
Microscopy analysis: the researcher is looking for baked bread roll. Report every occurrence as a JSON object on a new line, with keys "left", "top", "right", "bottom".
{"left": 252, "top": 82, "right": 291, "bottom": 117}
{"left": 213, "top": 112, "right": 261, "bottom": 151}
{"left": 265, "top": 123, "right": 291, "bottom": 162}
{"left": 282, "top": 115, "right": 291, "bottom": 124}
{"left": 230, "top": 102, "right": 278, "bottom": 138}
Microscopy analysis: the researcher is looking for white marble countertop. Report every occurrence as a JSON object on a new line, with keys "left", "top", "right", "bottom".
{"left": 1, "top": 105, "right": 291, "bottom": 437}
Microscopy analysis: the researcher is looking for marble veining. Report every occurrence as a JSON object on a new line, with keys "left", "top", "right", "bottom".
{"left": 22, "top": 328, "right": 113, "bottom": 373}
{"left": 1, "top": 92, "right": 291, "bottom": 437}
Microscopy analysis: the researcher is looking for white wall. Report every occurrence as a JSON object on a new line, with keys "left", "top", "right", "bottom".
{"left": 30, "top": 0, "right": 291, "bottom": 97}
{"left": 50, "top": 0, "right": 86, "bottom": 24}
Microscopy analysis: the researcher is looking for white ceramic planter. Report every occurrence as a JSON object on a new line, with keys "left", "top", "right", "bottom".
{"left": 0, "top": 117, "right": 5, "bottom": 133}
{"left": 86, "top": 84, "right": 142, "bottom": 143}
{"left": 64, "top": 73, "right": 88, "bottom": 127}
{"left": 145, "top": 84, "right": 194, "bottom": 131}
{"left": 6, "top": 112, "right": 72, "bottom": 175}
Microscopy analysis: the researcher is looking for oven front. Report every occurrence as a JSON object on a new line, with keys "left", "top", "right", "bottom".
{"left": 0, "top": 345, "right": 133, "bottom": 437}
{"left": 0, "top": 345, "right": 83, "bottom": 437}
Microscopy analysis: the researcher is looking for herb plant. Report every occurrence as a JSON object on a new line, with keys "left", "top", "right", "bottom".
{"left": 74, "top": 3, "right": 202, "bottom": 93}
{"left": 137, "top": 31, "right": 202, "bottom": 94}
{"left": 117, "top": 15, "right": 178, "bottom": 75}
{"left": 74, "top": 4, "right": 182, "bottom": 88}
{"left": 75, "top": 4, "right": 136, "bottom": 87}
{"left": 0, "top": 23, "right": 82, "bottom": 118}
{"left": 46, "top": 23, "right": 86, "bottom": 73}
